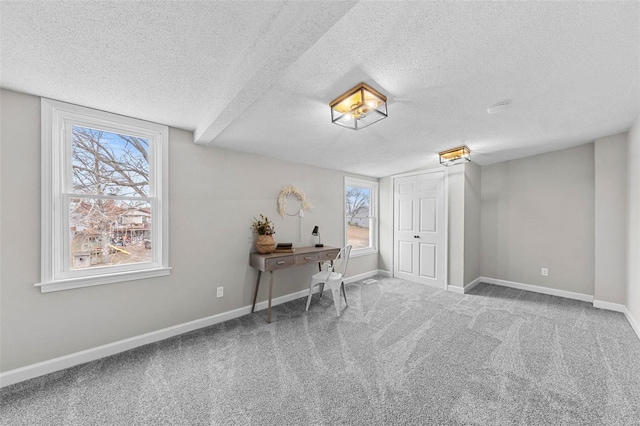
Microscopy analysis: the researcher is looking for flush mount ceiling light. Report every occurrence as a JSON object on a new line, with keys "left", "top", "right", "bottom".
{"left": 439, "top": 146, "right": 471, "bottom": 167}
{"left": 329, "top": 83, "right": 387, "bottom": 130}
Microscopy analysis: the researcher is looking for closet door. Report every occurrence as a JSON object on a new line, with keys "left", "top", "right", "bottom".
{"left": 393, "top": 170, "right": 445, "bottom": 288}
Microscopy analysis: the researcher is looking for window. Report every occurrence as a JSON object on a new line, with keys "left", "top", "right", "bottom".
{"left": 345, "top": 177, "right": 378, "bottom": 256}
{"left": 38, "top": 99, "right": 169, "bottom": 292}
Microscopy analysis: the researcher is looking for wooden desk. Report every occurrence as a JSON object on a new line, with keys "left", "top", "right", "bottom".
{"left": 250, "top": 246, "right": 339, "bottom": 322}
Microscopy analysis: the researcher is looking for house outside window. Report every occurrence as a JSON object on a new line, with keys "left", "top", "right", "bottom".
{"left": 345, "top": 177, "right": 378, "bottom": 257}
{"left": 38, "top": 99, "right": 170, "bottom": 292}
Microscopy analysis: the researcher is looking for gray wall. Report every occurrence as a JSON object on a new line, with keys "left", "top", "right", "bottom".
{"left": 627, "top": 118, "right": 640, "bottom": 324}
{"left": 463, "top": 161, "right": 482, "bottom": 285}
{"left": 0, "top": 89, "right": 379, "bottom": 372}
{"left": 448, "top": 162, "right": 482, "bottom": 289}
{"left": 378, "top": 176, "right": 392, "bottom": 273}
{"left": 594, "top": 133, "right": 627, "bottom": 304}
{"left": 3, "top": 87, "right": 635, "bottom": 373}
{"left": 447, "top": 165, "right": 465, "bottom": 288}
{"left": 481, "top": 144, "right": 595, "bottom": 295}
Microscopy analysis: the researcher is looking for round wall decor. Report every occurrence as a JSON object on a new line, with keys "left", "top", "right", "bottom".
{"left": 277, "top": 185, "right": 312, "bottom": 217}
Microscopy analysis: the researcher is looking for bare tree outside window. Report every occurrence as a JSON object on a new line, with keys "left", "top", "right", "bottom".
{"left": 346, "top": 186, "right": 371, "bottom": 249}
{"left": 72, "top": 126, "right": 149, "bottom": 197}
{"left": 70, "top": 126, "right": 152, "bottom": 269}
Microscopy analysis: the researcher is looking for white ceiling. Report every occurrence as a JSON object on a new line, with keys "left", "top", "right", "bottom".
{"left": 1, "top": 1, "right": 638, "bottom": 177}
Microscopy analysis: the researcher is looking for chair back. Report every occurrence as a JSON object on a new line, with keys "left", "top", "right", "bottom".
{"left": 331, "top": 245, "right": 352, "bottom": 277}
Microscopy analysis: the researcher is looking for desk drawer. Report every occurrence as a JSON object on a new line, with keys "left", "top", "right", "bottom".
{"left": 320, "top": 249, "right": 340, "bottom": 261}
{"left": 295, "top": 252, "right": 320, "bottom": 265}
{"left": 265, "top": 256, "right": 294, "bottom": 270}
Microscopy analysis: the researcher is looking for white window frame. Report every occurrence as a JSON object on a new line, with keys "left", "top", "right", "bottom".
{"left": 344, "top": 176, "right": 378, "bottom": 257}
{"left": 37, "top": 99, "right": 170, "bottom": 292}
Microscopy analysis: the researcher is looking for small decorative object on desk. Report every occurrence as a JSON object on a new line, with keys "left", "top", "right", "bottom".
{"left": 251, "top": 214, "right": 276, "bottom": 254}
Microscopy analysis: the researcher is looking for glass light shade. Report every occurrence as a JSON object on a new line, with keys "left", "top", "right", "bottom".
{"left": 439, "top": 146, "right": 471, "bottom": 166}
{"left": 330, "top": 83, "right": 387, "bottom": 130}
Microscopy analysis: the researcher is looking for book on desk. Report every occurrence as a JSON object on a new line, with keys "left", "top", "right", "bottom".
{"left": 274, "top": 243, "right": 294, "bottom": 253}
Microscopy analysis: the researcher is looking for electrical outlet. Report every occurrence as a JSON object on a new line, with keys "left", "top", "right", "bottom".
{"left": 217, "top": 286, "right": 224, "bottom": 298}
{"left": 541, "top": 268, "right": 548, "bottom": 276}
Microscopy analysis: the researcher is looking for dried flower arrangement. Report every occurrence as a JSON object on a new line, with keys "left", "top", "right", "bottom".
{"left": 250, "top": 214, "right": 275, "bottom": 235}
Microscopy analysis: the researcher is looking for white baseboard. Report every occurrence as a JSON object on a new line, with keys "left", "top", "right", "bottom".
{"left": 344, "top": 269, "right": 390, "bottom": 284}
{"left": 479, "top": 278, "right": 639, "bottom": 342}
{"left": 447, "top": 277, "right": 481, "bottom": 295}
{"left": 480, "top": 277, "right": 594, "bottom": 303}
{"left": 1, "top": 268, "right": 390, "bottom": 388}
{"left": 5, "top": 271, "right": 633, "bottom": 388}
{"left": 593, "top": 299, "right": 627, "bottom": 313}
{"left": 625, "top": 309, "right": 640, "bottom": 341}
{"left": 593, "top": 302, "right": 640, "bottom": 341}
{"left": 0, "top": 287, "right": 316, "bottom": 388}
{"left": 463, "top": 277, "right": 483, "bottom": 293}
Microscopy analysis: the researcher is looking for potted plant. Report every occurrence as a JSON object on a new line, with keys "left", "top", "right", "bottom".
{"left": 251, "top": 214, "right": 276, "bottom": 254}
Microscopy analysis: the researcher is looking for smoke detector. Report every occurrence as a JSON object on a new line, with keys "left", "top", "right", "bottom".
{"left": 487, "top": 100, "right": 512, "bottom": 114}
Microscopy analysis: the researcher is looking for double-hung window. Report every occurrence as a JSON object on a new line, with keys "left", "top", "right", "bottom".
{"left": 345, "top": 177, "right": 378, "bottom": 256}
{"left": 38, "top": 99, "right": 169, "bottom": 292}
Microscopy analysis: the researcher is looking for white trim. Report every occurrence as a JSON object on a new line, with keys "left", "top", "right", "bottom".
{"left": 390, "top": 167, "right": 448, "bottom": 289}
{"left": 463, "top": 276, "right": 483, "bottom": 293}
{"left": 447, "top": 285, "right": 464, "bottom": 294}
{"left": 480, "top": 277, "right": 594, "bottom": 302}
{"left": 593, "top": 302, "right": 640, "bottom": 341}
{"left": 0, "top": 286, "right": 316, "bottom": 388}
{"left": 470, "top": 278, "right": 639, "bottom": 342}
{"left": 344, "top": 269, "right": 390, "bottom": 284}
{"left": 592, "top": 302, "right": 640, "bottom": 341}
{"left": 390, "top": 168, "right": 444, "bottom": 179}
{"left": 593, "top": 299, "right": 627, "bottom": 313}
{"left": 41, "top": 99, "right": 54, "bottom": 285}
{"left": 446, "top": 277, "right": 483, "bottom": 294}
{"left": 443, "top": 167, "right": 449, "bottom": 289}
{"left": 625, "top": 309, "right": 640, "bottom": 341}
{"left": 1, "top": 269, "right": 392, "bottom": 387}
{"left": 35, "top": 267, "right": 172, "bottom": 293}
{"left": 5, "top": 275, "right": 636, "bottom": 387}
{"left": 344, "top": 176, "right": 379, "bottom": 256}
{"left": 348, "top": 247, "right": 378, "bottom": 258}
{"left": 40, "top": 98, "right": 170, "bottom": 292}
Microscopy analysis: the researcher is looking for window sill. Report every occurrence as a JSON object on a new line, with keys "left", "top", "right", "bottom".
{"left": 35, "top": 267, "right": 172, "bottom": 293}
{"left": 349, "top": 248, "right": 378, "bottom": 258}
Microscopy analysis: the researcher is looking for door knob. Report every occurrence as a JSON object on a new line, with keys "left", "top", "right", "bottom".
{"left": 414, "top": 235, "right": 419, "bottom": 238}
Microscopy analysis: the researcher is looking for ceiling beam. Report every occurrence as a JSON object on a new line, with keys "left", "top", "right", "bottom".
{"left": 194, "top": 1, "right": 358, "bottom": 146}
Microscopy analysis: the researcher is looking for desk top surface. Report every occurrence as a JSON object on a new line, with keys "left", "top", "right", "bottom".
{"left": 250, "top": 245, "right": 339, "bottom": 259}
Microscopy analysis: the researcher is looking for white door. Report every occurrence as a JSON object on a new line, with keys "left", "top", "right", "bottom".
{"left": 393, "top": 170, "right": 445, "bottom": 288}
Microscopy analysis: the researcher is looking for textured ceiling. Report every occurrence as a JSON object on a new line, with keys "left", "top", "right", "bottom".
{"left": 1, "top": 1, "right": 638, "bottom": 177}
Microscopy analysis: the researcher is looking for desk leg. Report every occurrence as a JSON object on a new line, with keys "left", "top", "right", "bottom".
{"left": 252, "top": 270, "right": 262, "bottom": 313}
{"left": 267, "top": 271, "right": 274, "bottom": 323}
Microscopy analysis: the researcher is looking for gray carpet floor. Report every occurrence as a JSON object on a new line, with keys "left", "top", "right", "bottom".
{"left": 1, "top": 278, "right": 639, "bottom": 425}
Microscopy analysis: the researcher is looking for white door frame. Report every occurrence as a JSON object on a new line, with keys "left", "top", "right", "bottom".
{"left": 390, "top": 167, "right": 448, "bottom": 289}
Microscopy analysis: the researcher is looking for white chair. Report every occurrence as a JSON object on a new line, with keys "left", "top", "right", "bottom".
{"left": 305, "top": 245, "right": 352, "bottom": 316}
